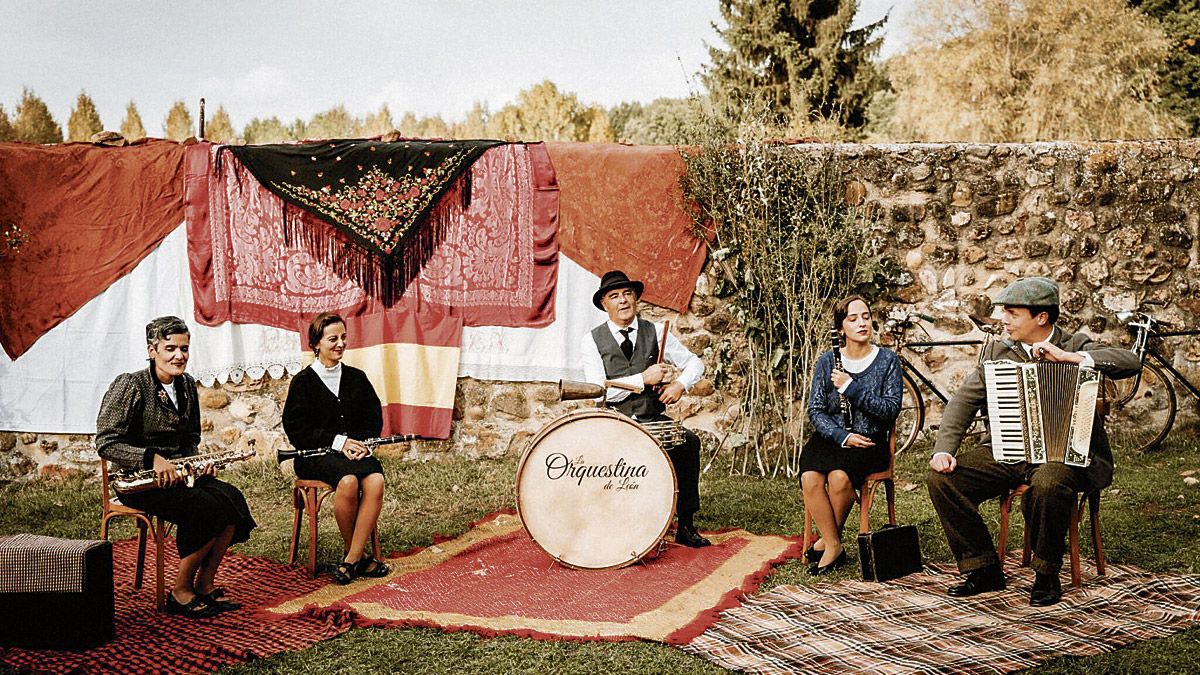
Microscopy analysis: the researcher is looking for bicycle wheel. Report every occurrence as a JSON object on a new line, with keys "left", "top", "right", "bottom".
{"left": 1106, "top": 362, "right": 1176, "bottom": 453}
{"left": 894, "top": 370, "right": 925, "bottom": 454}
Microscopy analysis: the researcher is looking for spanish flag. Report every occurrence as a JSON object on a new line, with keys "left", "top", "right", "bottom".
{"left": 308, "top": 309, "right": 463, "bottom": 439}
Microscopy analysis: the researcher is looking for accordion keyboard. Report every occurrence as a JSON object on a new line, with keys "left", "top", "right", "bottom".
{"left": 984, "top": 361, "right": 1028, "bottom": 463}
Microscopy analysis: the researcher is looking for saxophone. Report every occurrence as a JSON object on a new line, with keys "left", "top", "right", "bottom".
{"left": 831, "top": 326, "right": 854, "bottom": 429}
{"left": 111, "top": 441, "right": 257, "bottom": 495}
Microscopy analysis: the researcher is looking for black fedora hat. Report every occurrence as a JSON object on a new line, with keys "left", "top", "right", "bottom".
{"left": 592, "top": 270, "right": 644, "bottom": 309}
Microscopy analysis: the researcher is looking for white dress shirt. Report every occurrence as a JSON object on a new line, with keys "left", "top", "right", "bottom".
{"left": 579, "top": 319, "right": 705, "bottom": 402}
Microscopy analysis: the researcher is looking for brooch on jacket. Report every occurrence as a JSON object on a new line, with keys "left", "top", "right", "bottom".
{"left": 157, "top": 388, "right": 170, "bottom": 405}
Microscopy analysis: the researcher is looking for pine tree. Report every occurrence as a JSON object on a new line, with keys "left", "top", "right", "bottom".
{"left": 704, "top": 0, "right": 885, "bottom": 130}
{"left": 1128, "top": 0, "right": 1200, "bottom": 135}
{"left": 67, "top": 91, "right": 104, "bottom": 142}
{"left": 120, "top": 101, "right": 146, "bottom": 141}
{"left": 163, "top": 100, "right": 194, "bottom": 141}
{"left": 0, "top": 105, "right": 14, "bottom": 142}
{"left": 13, "top": 88, "right": 63, "bottom": 144}
{"left": 361, "top": 104, "right": 396, "bottom": 137}
{"left": 488, "top": 80, "right": 597, "bottom": 141}
{"left": 204, "top": 105, "right": 235, "bottom": 142}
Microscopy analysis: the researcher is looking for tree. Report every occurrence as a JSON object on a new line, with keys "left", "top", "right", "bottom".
{"left": 120, "top": 101, "right": 146, "bottom": 141}
{"left": 204, "top": 105, "right": 235, "bottom": 142}
{"left": 1128, "top": 0, "right": 1200, "bottom": 135}
{"left": 615, "top": 97, "right": 713, "bottom": 144}
{"left": 361, "top": 105, "right": 395, "bottom": 137}
{"left": 306, "top": 105, "right": 360, "bottom": 139}
{"left": 67, "top": 91, "right": 104, "bottom": 142}
{"left": 243, "top": 116, "right": 294, "bottom": 144}
{"left": 13, "top": 88, "right": 63, "bottom": 144}
{"left": 487, "top": 80, "right": 609, "bottom": 141}
{"left": 0, "top": 105, "right": 14, "bottom": 142}
{"left": 163, "top": 100, "right": 194, "bottom": 141}
{"left": 704, "top": 0, "right": 885, "bottom": 131}
{"left": 452, "top": 101, "right": 491, "bottom": 138}
{"left": 883, "top": 0, "right": 1182, "bottom": 141}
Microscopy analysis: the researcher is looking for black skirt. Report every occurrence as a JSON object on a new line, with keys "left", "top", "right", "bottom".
{"left": 118, "top": 476, "right": 256, "bottom": 558}
{"left": 294, "top": 453, "right": 384, "bottom": 485}
{"left": 798, "top": 432, "right": 890, "bottom": 487}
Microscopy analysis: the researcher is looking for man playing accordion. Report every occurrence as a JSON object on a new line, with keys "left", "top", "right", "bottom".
{"left": 928, "top": 277, "right": 1140, "bottom": 606}
{"left": 579, "top": 270, "right": 711, "bottom": 548}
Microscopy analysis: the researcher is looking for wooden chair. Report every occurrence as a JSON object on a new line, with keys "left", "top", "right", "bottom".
{"left": 289, "top": 479, "right": 381, "bottom": 578}
{"left": 801, "top": 430, "right": 897, "bottom": 552}
{"left": 996, "top": 483, "right": 1106, "bottom": 588}
{"left": 99, "top": 460, "right": 166, "bottom": 609}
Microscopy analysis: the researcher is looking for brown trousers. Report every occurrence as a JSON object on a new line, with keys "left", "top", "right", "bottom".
{"left": 927, "top": 445, "right": 1093, "bottom": 575}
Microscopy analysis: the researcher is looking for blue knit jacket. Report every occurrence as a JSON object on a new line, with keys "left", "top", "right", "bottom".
{"left": 807, "top": 347, "right": 904, "bottom": 446}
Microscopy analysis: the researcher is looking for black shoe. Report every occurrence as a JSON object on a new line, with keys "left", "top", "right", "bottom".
{"left": 811, "top": 549, "right": 848, "bottom": 576}
{"left": 804, "top": 545, "right": 822, "bottom": 565}
{"left": 946, "top": 565, "right": 1006, "bottom": 597}
{"left": 354, "top": 556, "right": 391, "bottom": 578}
{"left": 675, "top": 524, "right": 712, "bottom": 548}
{"left": 333, "top": 560, "right": 356, "bottom": 585}
{"left": 164, "top": 592, "right": 221, "bottom": 619}
{"left": 1030, "top": 572, "right": 1062, "bottom": 607}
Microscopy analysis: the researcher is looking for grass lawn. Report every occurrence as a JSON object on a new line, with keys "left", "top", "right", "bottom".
{"left": 2, "top": 430, "right": 1199, "bottom": 674}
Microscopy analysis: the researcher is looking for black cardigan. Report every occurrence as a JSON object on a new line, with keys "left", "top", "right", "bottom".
{"left": 282, "top": 365, "right": 383, "bottom": 450}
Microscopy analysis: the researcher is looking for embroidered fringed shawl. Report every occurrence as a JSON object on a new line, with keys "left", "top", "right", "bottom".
{"left": 224, "top": 138, "right": 502, "bottom": 304}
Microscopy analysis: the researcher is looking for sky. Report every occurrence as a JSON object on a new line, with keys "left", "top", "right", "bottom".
{"left": 1, "top": 1, "right": 911, "bottom": 136}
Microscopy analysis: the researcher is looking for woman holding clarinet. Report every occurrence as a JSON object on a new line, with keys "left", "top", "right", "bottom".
{"left": 799, "top": 296, "right": 903, "bottom": 574}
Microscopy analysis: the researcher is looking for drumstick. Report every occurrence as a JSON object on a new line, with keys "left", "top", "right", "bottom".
{"left": 604, "top": 380, "right": 643, "bottom": 392}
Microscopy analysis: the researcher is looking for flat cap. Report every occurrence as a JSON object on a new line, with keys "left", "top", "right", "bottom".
{"left": 993, "top": 276, "right": 1059, "bottom": 307}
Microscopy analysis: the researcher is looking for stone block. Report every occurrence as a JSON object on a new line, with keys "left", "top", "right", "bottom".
{"left": 691, "top": 378, "right": 715, "bottom": 397}
{"left": 844, "top": 180, "right": 866, "bottom": 206}
{"left": 683, "top": 333, "right": 712, "bottom": 353}
{"left": 704, "top": 310, "right": 733, "bottom": 335}
{"left": 219, "top": 426, "right": 241, "bottom": 445}
{"left": 951, "top": 211, "right": 972, "bottom": 227}
{"left": 1080, "top": 258, "right": 1110, "bottom": 288}
{"left": 1024, "top": 240, "right": 1051, "bottom": 258}
{"left": 976, "top": 193, "right": 1017, "bottom": 217}
{"left": 0, "top": 432, "right": 15, "bottom": 453}
{"left": 1160, "top": 226, "right": 1193, "bottom": 249}
{"left": 198, "top": 388, "right": 230, "bottom": 409}
{"left": 493, "top": 387, "right": 529, "bottom": 419}
{"left": 963, "top": 246, "right": 987, "bottom": 264}
{"left": 910, "top": 163, "right": 933, "bottom": 181}
{"left": 951, "top": 181, "right": 973, "bottom": 206}
{"left": 227, "top": 398, "right": 257, "bottom": 424}
{"left": 18, "top": 433, "right": 36, "bottom": 445}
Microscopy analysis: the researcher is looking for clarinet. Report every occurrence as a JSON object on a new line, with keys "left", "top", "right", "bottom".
{"left": 276, "top": 434, "right": 420, "bottom": 462}
{"left": 831, "top": 326, "right": 854, "bottom": 429}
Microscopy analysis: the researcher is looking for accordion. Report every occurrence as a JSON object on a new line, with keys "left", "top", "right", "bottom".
{"left": 982, "top": 360, "right": 1103, "bottom": 467}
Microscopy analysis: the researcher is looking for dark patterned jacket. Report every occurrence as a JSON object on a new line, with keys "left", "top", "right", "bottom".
{"left": 96, "top": 365, "right": 201, "bottom": 472}
{"left": 933, "top": 326, "right": 1141, "bottom": 489}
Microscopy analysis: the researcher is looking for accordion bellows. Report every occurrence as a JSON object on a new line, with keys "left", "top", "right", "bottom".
{"left": 983, "top": 361, "right": 1102, "bottom": 467}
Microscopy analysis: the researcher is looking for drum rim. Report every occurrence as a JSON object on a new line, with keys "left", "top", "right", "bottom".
{"left": 515, "top": 408, "right": 679, "bottom": 570}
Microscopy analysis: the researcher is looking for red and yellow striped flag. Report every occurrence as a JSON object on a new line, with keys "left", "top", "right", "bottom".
{"left": 303, "top": 309, "right": 463, "bottom": 439}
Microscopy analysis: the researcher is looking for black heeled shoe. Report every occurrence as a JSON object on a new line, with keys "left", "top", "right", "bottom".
{"left": 804, "top": 545, "right": 822, "bottom": 565}
{"left": 811, "top": 550, "right": 848, "bottom": 576}
{"left": 164, "top": 592, "right": 221, "bottom": 619}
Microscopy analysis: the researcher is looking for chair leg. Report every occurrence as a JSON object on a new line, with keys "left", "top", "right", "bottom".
{"left": 306, "top": 488, "right": 320, "bottom": 578}
{"left": 801, "top": 507, "right": 814, "bottom": 552}
{"left": 153, "top": 518, "right": 166, "bottom": 610}
{"left": 1069, "top": 494, "right": 1085, "bottom": 588}
{"left": 289, "top": 488, "right": 304, "bottom": 565}
{"left": 134, "top": 519, "right": 148, "bottom": 590}
{"left": 884, "top": 480, "right": 897, "bottom": 526}
{"left": 99, "top": 514, "right": 111, "bottom": 540}
{"left": 997, "top": 495, "right": 1011, "bottom": 567}
{"left": 371, "top": 528, "right": 381, "bottom": 560}
{"left": 858, "top": 482, "right": 874, "bottom": 534}
{"left": 1090, "top": 491, "right": 1106, "bottom": 577}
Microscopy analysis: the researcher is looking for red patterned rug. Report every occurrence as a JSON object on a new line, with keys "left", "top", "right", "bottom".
{"left": 267, "top": 511, "right": 802, "bottom": 644}
{"left": 0, "top": 539, "right": 354, "bottom": 675}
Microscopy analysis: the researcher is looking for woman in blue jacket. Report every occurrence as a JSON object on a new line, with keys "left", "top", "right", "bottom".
{"left": 801, "top": 296, "right": 903, "bottom": 574}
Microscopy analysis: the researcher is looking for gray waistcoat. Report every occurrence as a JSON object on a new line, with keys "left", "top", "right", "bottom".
{"left": 590, "top": 318, "right": 663, "bottom": 419}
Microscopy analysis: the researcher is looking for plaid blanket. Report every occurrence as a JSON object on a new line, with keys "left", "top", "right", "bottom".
{"left": 684, "top": 562, "right": 1200, "bottom": 674}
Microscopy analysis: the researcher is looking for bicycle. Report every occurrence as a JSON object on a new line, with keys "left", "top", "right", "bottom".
{"left": 1105, "top": 310, "right": 1200, "bottom": 453}
{"left": 883, "top": 309, "right": 1002, "bottom": 454}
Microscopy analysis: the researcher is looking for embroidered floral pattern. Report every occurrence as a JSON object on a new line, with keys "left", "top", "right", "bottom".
{"left": 270, "top": 151, "right": 473, "bottom": 255}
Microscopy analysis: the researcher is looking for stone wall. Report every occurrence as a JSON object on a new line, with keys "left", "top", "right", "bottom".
{"left": 5, "top": 139, "right": 1199, "bottom": 483}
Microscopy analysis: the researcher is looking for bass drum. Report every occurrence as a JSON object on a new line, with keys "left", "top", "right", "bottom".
{"left": 516, "top": 408, "right": 677, "bottom": 570}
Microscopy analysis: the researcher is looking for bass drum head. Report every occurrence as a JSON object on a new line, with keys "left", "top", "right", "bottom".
{"left": 516, "top": 409, "right": 677, "bottom": 570}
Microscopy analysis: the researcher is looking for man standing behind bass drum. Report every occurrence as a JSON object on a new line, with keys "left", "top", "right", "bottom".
{"left": 928, "top": 277, "right": 1140, "bottom": 606}
{"left": 96, "top": 316, "right": 256, "bottom": 619}
{"left": 282, "top": 312, "right": 390, "bottom": 585}
{"left": 580, "top": 270, "right": 711, "bottom": 548}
